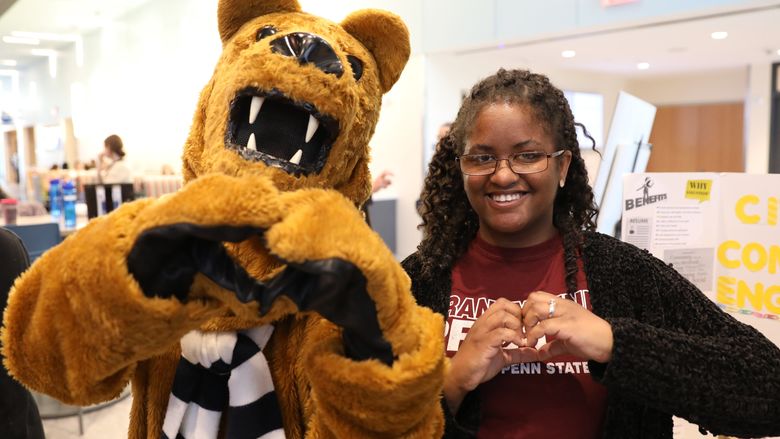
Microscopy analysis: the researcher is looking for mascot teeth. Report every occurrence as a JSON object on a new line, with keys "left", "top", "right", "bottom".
{"left": 227, "top": 89, "right": 338, "bottom": 175}
{"left": 247, "top": 133, "right": 257, "bottom": 151}
{"left": 289, "top": 149, "right": 303, "bottom": 165}
{"left": 305, "top": 115, "right": 319, "bottom": 143}
{"left": 249, "top": 96, "right": 264, "bottom": 124}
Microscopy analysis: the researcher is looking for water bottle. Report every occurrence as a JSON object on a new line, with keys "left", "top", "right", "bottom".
{"left": 49, "top": 178, "right": 62, "bottom": 218}
{"left": 63, "top": 181, "right": 77, "bottom": 229}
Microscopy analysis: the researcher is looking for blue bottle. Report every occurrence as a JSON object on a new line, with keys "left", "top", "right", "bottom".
{"left": 62, "top": 181, "right": 77, "bottom": 229}
{"left": 49, "top": 178, "right": 62, "bottom": 218}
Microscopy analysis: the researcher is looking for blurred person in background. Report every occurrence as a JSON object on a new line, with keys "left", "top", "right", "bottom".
{"left": 98, "top": 134, "right": 132, "bottom": 184}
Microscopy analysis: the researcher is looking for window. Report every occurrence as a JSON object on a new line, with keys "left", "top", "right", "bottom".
{"left": 564, "top": 90, "right": 604, "bottom": 150}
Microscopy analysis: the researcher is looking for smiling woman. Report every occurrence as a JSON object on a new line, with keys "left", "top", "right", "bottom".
{"left": 459, "top": 103, "right": 571, "bottom": 249}
{"left": 402, "top": 68, "right": 780, "bottom": 439}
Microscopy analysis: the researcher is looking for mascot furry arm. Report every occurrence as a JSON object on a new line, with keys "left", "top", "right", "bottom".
{"left": 1, "top": 1, "right": 445, "bottom": 437}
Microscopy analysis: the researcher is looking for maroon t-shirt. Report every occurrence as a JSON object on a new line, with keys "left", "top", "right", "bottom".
{"left": 447, "top": 234, "right": 607, "bottom": 439}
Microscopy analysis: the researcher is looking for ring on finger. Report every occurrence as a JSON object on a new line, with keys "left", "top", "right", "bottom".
{"left": 548, "top": 299, "right": 557, "bottom": 319}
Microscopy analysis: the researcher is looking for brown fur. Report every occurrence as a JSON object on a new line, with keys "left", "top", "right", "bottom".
{"left": 1, "top": 1, "right": 443, "bottom": 437}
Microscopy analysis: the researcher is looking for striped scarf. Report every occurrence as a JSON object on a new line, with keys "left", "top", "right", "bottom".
{"left": 161, "top": 326, "right": 285, "bottom": 439}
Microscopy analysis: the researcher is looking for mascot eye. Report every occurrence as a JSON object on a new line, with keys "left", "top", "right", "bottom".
{"left": 347, "top": 55, "right": 363, "bottom": 81}
{"left": 256, "top": 25, "right": 278, "bottom": 41}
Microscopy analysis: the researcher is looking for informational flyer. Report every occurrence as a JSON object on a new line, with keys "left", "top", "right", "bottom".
{"left": 622, "top": 172, "right": 780, "bottom": 439}
{"left": 622, "top": 173, "right": 720, "bottom": 293}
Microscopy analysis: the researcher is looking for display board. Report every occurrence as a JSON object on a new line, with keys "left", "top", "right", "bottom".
{"left": 622, "top": 172, "right": 780, "bottom": 340}
{"left": 593, "top": 91, "right": 656, "bottom": 235}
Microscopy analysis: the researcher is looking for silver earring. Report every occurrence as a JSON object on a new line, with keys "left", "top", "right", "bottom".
{"left": 559, "top": 180, "right": 565, "bottom": 188}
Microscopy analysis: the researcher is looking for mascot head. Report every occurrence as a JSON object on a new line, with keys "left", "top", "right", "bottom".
{"left": 181, "top": 0, "right": 410, "bottom": 206}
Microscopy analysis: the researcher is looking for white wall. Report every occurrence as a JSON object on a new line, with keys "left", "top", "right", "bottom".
{"left": 624, "top": 68, "right": 748, "bottom": 105}
{"left": 369, "top": 55, "right": 425, "bottom": 259}
{"left": 624, "top": 66, "right": 773, "bottom": 174}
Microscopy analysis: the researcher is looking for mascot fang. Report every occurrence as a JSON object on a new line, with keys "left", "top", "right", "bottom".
{"left": 1, "top": 0, "right": 446, "bottom": 437}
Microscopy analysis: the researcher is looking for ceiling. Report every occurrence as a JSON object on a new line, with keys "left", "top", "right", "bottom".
{"left": 456, "top": 2, "right": 780, "bottom": 77}
{"left": 0, "top": 0, "right": 149, "bottom": 67}
{"left": 1, "top": 0, "right": 780, "bottom": 76}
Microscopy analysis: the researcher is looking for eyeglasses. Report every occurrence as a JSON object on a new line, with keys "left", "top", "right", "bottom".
{"left": 457, "top": 150, "right": 565, "bottom": 176}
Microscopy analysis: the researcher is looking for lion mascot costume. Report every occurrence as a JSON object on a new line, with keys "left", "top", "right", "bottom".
{"left": 1, "top": 1, "right": 446, "bottom": 437}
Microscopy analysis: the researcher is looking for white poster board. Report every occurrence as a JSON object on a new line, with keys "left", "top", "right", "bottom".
{"left": 594, "top": 91, "right": 656, "bottom": 235}
{"left": 622, "top": 172, "right": 780, "bottom": 438}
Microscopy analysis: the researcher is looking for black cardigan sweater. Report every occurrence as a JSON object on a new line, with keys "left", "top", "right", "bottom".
{"left": 0, "top": 228, "right": 45, "bottom": 439}
{"left": 402, "top": 231, "right": 780, "bottom": 438}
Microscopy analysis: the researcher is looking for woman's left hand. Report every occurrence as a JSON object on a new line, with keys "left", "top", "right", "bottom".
{"left": 521, "top": 291, "right": 613, "bottom": 363}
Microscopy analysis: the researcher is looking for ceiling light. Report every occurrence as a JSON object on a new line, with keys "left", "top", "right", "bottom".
{"left": 31, "top": 49, "right": 57, "bottom": 57}
{"left": 11, "top": 31, "right": 79, "bottom": 42}
{"left": 777, "top": 49, "right": 780, "bottom": 56}
{"left": 1, "top": 60, "right": 17, "bottom": 67}
{"left": 561, "top": 50, "right": 576, "bottom": 58}
{"left": 711, "top": 31, "right": 728, "bottom": 40}
{"left": 637, "top": 62, "right": 650, "bottom": 70}
{"left": 2, "top": 35, "right": 40, "bottom": 45}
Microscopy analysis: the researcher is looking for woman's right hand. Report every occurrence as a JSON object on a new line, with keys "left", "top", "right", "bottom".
{"left": 444, "top": 298, "right": 535, "bottom": 413}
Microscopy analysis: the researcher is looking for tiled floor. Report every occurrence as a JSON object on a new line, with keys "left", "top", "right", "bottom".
{"left": 40, "top": 393, "right": 132, "bottom": 438}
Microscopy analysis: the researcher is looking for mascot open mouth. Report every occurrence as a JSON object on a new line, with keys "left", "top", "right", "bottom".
{"left": 226, "top": 88, "right": 339, "bottom": 175}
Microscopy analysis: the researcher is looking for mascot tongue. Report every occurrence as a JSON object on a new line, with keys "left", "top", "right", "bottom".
{"left": 228, "top": 91, "right": 338, "bottom": 174}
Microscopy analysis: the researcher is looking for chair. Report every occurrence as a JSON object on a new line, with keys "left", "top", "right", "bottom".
{"left": 84, "top": 183, "right": 135, "bottom": 219}
{"left": 2, "top": 223, "right": 62, "bottom": 263}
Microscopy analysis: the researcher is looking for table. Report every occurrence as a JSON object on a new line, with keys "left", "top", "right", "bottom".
{"left": 1, "top": 214, "right": 89, "bottom": 238}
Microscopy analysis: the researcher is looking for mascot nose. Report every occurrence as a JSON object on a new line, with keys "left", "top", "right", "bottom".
{"left": 271, "top": 32, "right": 344, "bottom": 78}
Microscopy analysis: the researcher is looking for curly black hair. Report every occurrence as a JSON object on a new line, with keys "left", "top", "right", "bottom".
{"left": 418, "top": 68, "right": 599, "bottom": 294}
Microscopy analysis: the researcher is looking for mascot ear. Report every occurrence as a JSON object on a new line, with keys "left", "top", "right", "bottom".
{"left": 342, "top": 10, "right": 411, "bottom": 93}
{"left": 218, "top": 0, "right": 301, "bottom": 43}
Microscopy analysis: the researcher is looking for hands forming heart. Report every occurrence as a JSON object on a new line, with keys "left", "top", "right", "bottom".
{"left": 443, "top": 291, "right": 613, "bottom": 413}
